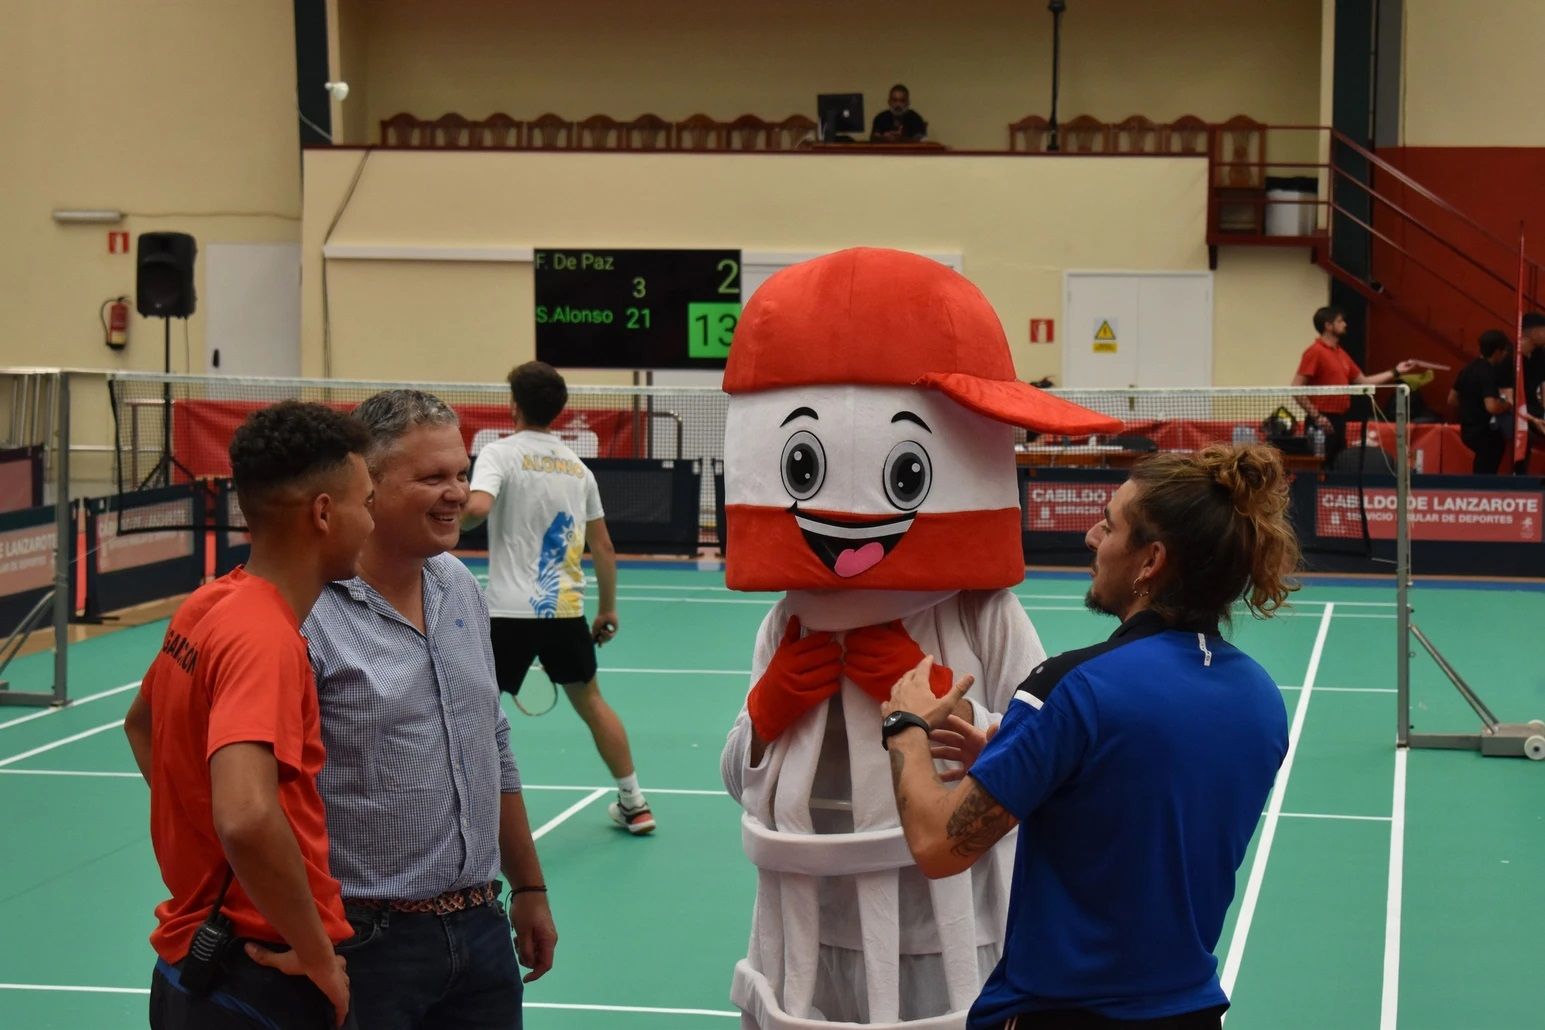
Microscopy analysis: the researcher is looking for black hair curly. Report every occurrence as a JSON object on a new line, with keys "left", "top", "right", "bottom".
{"left": 229, "top": 401, "right": 371, "bottom": 526}
{"left": 507, "top": 361, "right": 568, "bottom": 427}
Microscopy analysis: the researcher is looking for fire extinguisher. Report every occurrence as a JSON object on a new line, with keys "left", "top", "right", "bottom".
{"left": 101, "top": 296, "right": 129, "bottom": 349}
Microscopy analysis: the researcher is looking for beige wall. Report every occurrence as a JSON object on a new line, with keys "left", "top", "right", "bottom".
{"left": 1403, "top": 0, "right": 1545, "bottom": 146}
{"left": 1213, "top": 250, "right": 1330, "bottom": 385}
{"left": 334, "top": 0, "right": 372, "bottom": 146}
{"left": 0, "top": 0, "right": 302, "bottom": 480}
{"left": 301, "top": 149, "right": 1326, "bottom": 388}
{"left": 344, "top": 0, "right": 1323, "bottom": 151}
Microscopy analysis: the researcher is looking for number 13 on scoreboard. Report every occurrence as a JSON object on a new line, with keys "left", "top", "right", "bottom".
{"left": 688, "top": 302, "right": 740, "bottom": 358}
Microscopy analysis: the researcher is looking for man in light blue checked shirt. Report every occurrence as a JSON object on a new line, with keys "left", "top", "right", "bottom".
{"left": 304, "top": 389, "right": 557, "bottom": 1029}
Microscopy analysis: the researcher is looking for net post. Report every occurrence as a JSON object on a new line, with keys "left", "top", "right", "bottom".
{"left": 1394, "top": 384, "right": 1410, "bottom": 748}
{"left": 51, "top": 371, "right": 70, "bottom": 706}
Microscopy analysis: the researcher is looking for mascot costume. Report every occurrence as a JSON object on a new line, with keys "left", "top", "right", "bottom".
{"left": 719, "top": 248, "right": 1119, "bottom": 1028}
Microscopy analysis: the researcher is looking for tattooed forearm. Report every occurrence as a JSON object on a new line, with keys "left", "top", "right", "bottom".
{"left": 945, "top": 782, "right": 1015, "bottom": 859}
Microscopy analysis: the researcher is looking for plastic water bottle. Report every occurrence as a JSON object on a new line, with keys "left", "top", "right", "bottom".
{"left": 1310, "top": 425, "right": 1326, "bottom": 458}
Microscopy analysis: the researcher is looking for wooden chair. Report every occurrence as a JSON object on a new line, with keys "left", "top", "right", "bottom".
{"left": 1213, "top": 115, "right": 1268, "bottom": 233}
{"left": 1060, "top": 115, "right": 1111, "bottom": 153}
{"left": 1008, "top": 114, "right": 1050, "bottom": 152}
{"left": 523, "top": 113, "right": 574, "bottom": 150}
{"left": 1113, "top": 114, "right": 1160, "bottom": 154}
{"left": 768, "top": 114, "right": 817, "bottom": 150}
{"left": 380, "top": 112, "right": 424, "bottom": 147}
{"left": 470, "top": 113, "right": 522, "bottom": 149}
{"left": 621, "top": 114, "right": 672, "bottom": 150}
{"left": 674, "top": 113, "right": 724, "bottom": 151}
{"left": 1162, "top": 114, "right": 1209, "bottom": 154}
{"left": 1216, "top": 114, "right": 1267, "bottom": 186}
{"left": 576, "top": 114, "right": 622, "bottom": 150}
{"left": 726, "top": 114, "right": 770, "bottom": 151}
{"left": 428, "top": 113, "right": 473, "bottom": 148}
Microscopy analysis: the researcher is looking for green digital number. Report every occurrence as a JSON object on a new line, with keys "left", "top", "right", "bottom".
{"left": 632, "top": 276, "right": 647, "bottom": 299}
{"left": 716, "top": 259, "right": 740, "bottom": 296}
{"left": 688, "top": 302, "right": 740, "bottom": 358}
{"left": 626, "top": 307, "right": 652, "bottom": 330}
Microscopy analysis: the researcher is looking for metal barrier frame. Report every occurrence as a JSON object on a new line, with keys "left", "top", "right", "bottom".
{"left": 0, "top": 369, "right": 71, "bottom": 708}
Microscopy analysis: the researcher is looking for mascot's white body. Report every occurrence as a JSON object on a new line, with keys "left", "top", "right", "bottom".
{"left": 717, "top": 251, "right": 1116, "bottom": 1029}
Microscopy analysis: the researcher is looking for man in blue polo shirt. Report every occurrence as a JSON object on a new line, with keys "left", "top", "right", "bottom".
{"left": 881, "top": 444, "right": 1295, "bottom": 1029}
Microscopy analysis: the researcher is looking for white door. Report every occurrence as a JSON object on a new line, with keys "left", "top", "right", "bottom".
{"left": 205, "top": 243, "right": 301, "bottom": 377}
{"left": 1062, "top": 272, "right": 1212, "bottom": 388}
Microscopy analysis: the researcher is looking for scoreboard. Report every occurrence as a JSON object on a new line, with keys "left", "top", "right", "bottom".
{"left": 533, "top": 248, "right": 742, "bottom": 369}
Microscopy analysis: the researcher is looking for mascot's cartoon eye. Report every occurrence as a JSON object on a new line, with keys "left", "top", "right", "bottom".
{"left": 883, "top": 441, "right": 932, "bottom": 510}
{"left": 781, "top": 431, "right": 826, "bottom": 501}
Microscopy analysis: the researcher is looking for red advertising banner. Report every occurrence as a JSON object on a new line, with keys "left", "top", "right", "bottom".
{"left": 0, "top": 457, "right": 33, "bottom": 514}
{"left": 171, "top": 401, "right": 642, "bottom": 479}
{"left": 1023, "top": 481, "right": 1122, "bottom": 533}
{"left": 0, "top": 524, "right": 56, "bottom": 596}
{"left": 1316, "top": 486, "right": 1543, "bottom": 543}
{"left": 96, "top": 501, "right": 196, "bottom": 573}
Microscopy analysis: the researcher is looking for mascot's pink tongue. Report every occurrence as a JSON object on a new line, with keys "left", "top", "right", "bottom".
{"left": 834, "top": 542, "right": 886, "bottom": 578}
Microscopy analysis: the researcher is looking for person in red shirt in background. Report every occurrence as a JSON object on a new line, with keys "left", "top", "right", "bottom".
{"left": 1292, "top": 305, "right": 1417, "bottom": 466}
{"left": 123, "top": 402, "right": 377, "bottom": 1029}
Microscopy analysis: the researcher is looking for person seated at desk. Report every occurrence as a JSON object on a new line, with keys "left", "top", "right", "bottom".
{"left": 871, "top": 84, "right": 928, "bottom": 141}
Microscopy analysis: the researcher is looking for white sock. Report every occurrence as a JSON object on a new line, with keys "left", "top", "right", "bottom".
{"left": 616, "top": 773, "right": 644, "bottom": 804}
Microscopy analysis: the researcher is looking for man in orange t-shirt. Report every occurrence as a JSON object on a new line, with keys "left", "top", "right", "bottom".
{"left": 124, "top": 402, "right": 375, "bottom": 1030}
{"left": 1291, "top": 305, "right": 1416, "bottom": 465}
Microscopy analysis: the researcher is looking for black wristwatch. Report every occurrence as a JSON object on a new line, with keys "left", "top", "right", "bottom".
{"left": 881, "top": 711, "right": 932, "bottom": 750}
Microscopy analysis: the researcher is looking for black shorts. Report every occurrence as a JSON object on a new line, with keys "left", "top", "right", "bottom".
{"left": 489, "top": 617, "right": 597, "bottom": 693}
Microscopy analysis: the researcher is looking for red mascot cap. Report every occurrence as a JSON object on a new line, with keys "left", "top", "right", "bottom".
{"left": 724, "top": 247, "right": 1120, "bottom": 436}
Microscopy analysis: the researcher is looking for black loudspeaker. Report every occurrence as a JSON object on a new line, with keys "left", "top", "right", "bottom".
{"left": 136, "top": 232, "right": 198, "bottom": 318}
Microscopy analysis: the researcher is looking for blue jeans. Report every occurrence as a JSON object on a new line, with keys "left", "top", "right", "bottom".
{"left": 339, "top": 898, "right": 523, "bottom": 1029}
{"left": 150, "top": 952, "right": 349, "bottom": 1030}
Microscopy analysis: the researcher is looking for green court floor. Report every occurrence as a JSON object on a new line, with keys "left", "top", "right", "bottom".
{"left": 1, "top": 565, "right": 1542, "bottom": 1028}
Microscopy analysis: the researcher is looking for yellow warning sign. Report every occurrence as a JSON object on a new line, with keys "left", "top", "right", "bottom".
{"left": 1092, "top": 319, "right": 1118, "bottom": 353}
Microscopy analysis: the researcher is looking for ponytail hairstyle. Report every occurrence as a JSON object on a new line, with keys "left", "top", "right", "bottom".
{"left": 1124, "top": 443, "right": 1301, "bottom": 630}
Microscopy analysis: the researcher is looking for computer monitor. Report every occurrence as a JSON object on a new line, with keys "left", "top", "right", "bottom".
{"left": 817, "top": 93, "right": 865, "bottom": 142}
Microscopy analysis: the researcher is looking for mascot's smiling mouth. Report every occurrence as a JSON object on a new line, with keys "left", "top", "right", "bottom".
{"left": 790, "top": 506, "right": 916, "bottom": 578}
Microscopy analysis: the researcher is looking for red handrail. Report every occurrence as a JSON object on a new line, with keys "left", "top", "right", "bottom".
{"left": 1331, "top": 129, "right": 1541, "bottom": 277}
{"left": 1330, "top": 166, "right": 1532, "bottom": 305}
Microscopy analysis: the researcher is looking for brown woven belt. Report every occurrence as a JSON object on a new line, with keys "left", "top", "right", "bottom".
{"left": 355, "top": 881, "right": 499, "bottom": 915}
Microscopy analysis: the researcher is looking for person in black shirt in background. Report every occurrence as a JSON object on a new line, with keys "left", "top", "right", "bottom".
{"left": 1449, "top": 330, "right": 1514, "bottom": 474}
{"left": 871, "top": 84, "right": 928, "bottom": 141}
{"left": 1519, "top": 312, "right": 1545, "bottom": 473}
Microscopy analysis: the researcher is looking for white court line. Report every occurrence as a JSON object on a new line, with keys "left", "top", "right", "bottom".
{"left": 526, "top": 1002, "right": 736, "bottom": 1017}
{"left": 1278, "top": 685, "right": 1396, "bottom": 694}
{"left": 0, "top": 720, "right": 124, "bottom": 769}
{"left": 1381, "top": 748, "right": 1408, "bottom": 1030}
{"left": 0, "top": 984, "right": 738, "bottom": 1017}
{"left": 530, "top": 787, "right": 609, "bottom": 840}
{"left": 33, "top": 782, "right": 1382, "bottom": 819}
{"left": 598, "top": 667, "right": 749, "bottom": 676}
{"left": 0, "top": 984, "right": 149, "bottom": 995}
{"left": 615, "top": 584, "right": 732, "bottom": 592}
{"left": 0, "top": 771, "right": 731, "bottom": 797}
{"left": 1275, "top": 611, "right": 1394, "bottom": 620}
{"left": 1219, "top": 601, "right": 1334, "bottom": 1006}
{"left": 521, "top": 784, "right": 727, "bottom": 797}
{"left": 0, "top": 769, "right": 140, "bottom": 779}
{"left": 0, "top": 680, "right": 141, "bottom": 732}
{"left": 613, "top": 594, "right": 1095, "bottom": 613}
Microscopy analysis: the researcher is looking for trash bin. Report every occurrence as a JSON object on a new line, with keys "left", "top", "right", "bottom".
{"left": 1264, "top": 175, "right": 1318, "bottom": 236}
